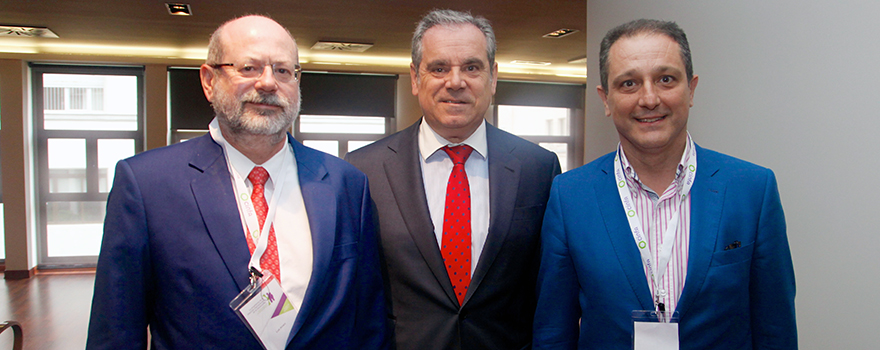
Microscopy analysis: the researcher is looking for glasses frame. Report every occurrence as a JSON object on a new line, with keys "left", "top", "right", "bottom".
{"left": 210, "top": 62, "right": 303, "bottom": 83}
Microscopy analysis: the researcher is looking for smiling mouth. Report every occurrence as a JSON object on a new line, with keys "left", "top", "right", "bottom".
{"left": 637, "top": 116, "right": 665, "bottom": 123}
{"left": 441, "top": 100, "right": 468, "bottom": 104}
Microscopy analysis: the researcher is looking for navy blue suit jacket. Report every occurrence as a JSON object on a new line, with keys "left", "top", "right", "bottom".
{"left": 87, "top": 133, "right": 390, "bottom": 349}
{"left": 533, "top": 146, "right": 796, "bottom": 349}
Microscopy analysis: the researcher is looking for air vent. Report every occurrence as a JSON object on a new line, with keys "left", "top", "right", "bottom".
{"left": 310, "top": 41, "right": 373, "bottom": 52}
{"left": 0, "top": 26, "right": 59, "bottom": 38}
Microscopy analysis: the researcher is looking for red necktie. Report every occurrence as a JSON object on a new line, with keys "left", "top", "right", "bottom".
{"left": 247, "top": 166, "right": 281, "bottom": 281}
{"left": 441, "top": 145, "right": 474, "bottom": 306}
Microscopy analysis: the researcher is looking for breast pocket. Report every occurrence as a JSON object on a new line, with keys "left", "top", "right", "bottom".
{"left": 710, "top": 241, "right": 754, "bottom": 267}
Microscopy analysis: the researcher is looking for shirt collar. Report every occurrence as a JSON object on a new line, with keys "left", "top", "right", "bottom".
{"left": 417, "top": 118, "right": 488, "bottom": 162}
{"left": 619, "top": 132, "right": 694, "bottom": 195}
{"left": 209, "top": 117, "right": 289, "bottom": 185}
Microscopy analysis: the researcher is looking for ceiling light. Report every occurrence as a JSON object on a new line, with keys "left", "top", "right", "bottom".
{"left": 567, "top": 56, "right": 586, "bottom": 64}
{"left": 0, "top": 26, "right": 59, "bottom": 38}
{"left": 166, "top": 3, "right": 192, "bottom": 16}
{"left": 310, "top": 41, "right": 373, "bottom": 52}
{"left": 511, "top": 60, "right": 551, "bottom": 66}
{"left": 543, "top": 28, "right": 579, "bottom": 39}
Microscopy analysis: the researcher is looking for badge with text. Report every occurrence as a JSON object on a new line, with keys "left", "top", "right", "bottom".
{"left": 632, "top": 310, "right": 680, "bottom": 350}
{"left": 230, "top": 269, "right": 297, "bottom": 350}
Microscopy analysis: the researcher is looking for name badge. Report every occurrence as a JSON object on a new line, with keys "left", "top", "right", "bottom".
{"left": 632, "top": 310, "right": 679, "bottom": 350}
{"left": 230, "top": 268, "right": 297, "bottom": 350}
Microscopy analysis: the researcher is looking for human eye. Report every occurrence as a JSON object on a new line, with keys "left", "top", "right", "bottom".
{"left": 428, "top": 65, "right": 448, "bottom": 76}
{"left": 239, "top": 64, "right": 260, "bottom": 77}
{"left": 659, "top": 75, "right": 675, "bottom": 84}
{"left": 273, "top": 65, "right": 294, "bottom": 80}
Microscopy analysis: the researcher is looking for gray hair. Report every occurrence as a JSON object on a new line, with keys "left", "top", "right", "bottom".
{"left": 599, "top": 19, "right": 693, "bottom": 93}
{"left": 411, "top": 9, "right": 496, "bottom": 74}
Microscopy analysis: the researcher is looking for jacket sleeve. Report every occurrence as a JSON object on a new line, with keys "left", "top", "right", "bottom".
{"left": 533, "top": 179, "right": 580, "bottom": 350}
{"left": 86, "top": 160, "right": 152, "bottom": 349}
{"left": 750, "top": 170, "right": 797, "bottom": 349}
{"left": 353, "top": 176, "right": 393, "bottom": 349}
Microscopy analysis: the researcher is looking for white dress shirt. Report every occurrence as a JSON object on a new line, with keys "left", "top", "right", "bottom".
{"left": 418, "top": 119, "right": 490, "bottom": 275}
{"left": 209, "top": 118, "right": 313, "bottom": 320}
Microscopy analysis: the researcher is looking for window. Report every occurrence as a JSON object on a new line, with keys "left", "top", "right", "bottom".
{"left": 492, "top": 81, "right": 585, "bottom": 172}
{"left": 299, "top": 115, "right": 388, "bottom": 157}
{"left": 32, "top": 64, "right": 144, "bottom": 267}
{"left": 295, "top": 72, "right": 397, "bottom": 157}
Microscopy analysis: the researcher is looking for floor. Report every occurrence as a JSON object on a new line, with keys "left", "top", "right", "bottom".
{"left": 0, "top": 271, "right": 94, "bottom": 350}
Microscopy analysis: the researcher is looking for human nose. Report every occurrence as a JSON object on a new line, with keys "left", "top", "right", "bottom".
{"left": 445, "top": 67, "right": 466, "bottom": 90}
{"left": 254, "top": 65, "right": 278, "bottom": 92}
{"left": 638, "top": 82, "right": 661, "bottom": 109}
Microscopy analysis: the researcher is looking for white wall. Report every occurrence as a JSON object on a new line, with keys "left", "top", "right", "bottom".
{"left": 587, "top": 1, "right": 880, "bottom": 348}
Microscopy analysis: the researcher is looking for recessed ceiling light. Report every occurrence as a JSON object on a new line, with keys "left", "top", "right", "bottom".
{"left": 166, "top": 3, "right": 192, "bottom": 16}
{"left": 511, "top": 60, "right": 551, "bottom": 66}
{"left": 567, "top": 56, "right": 586, "bottom": 64}
{"left": 543, "top": 28, "right": 579, "bottom": 39}
{"left": 310, "top": 41, "right": 373, "bottom": 52}
{"left": 0, "top": 26, "right": 59, "bottom": 38}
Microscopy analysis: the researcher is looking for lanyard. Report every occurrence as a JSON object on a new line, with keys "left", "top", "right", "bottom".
{"left": 613, "top": 138, "right": 697, "bottom": 311}
{"left": 209, "top": 120, "right": 288, "bottom": 274}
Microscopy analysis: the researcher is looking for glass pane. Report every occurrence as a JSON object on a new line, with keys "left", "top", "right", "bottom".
{"left": 497, "top": 105, "right": 570, "bottom": 136}
{"left": 299, "top": 115, "right": 385, "bottom": 134}
{"left": 348, "top": 140, "right": 374, "bottom": 153}
{"left": 46, "top": 201, "right": 105, "bottom": 257}
{"left": 48, "top": 138, "right": 87, "bottom": 193}
{"left": 98, "top": 139, "right": 135, "bottom": 192}
{"left": 539, "top": 142, "right": 569, "bottom": 173}
{"left": 43, "top": 74, "right": 138, "bottom": 131}
{"left": 303, "top": 140, "right": 339, "bottom": 157}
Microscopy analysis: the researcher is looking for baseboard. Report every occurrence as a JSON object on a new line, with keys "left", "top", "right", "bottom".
{"left": 4, "top": 268, "right": 36, "bottom": 280}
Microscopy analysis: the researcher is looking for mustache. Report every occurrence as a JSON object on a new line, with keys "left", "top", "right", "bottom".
{"left": 240, "top": 91, "right": 290, "bottom": 109}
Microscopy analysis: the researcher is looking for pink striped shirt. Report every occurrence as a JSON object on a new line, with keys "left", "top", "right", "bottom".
{"left": 619, "top": 139, "right": 694, "bottom": 313}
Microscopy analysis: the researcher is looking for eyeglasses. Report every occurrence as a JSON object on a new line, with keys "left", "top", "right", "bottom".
{"left": 211, "top": 62, "right": 302, "bottom": 83}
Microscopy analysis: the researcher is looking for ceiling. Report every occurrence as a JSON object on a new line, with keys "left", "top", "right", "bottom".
{"left": 0, "top": 0, "right": 586, "bottom": 83}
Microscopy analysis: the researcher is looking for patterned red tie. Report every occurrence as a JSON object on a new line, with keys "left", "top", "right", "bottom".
{"left": 247, "top": 166, "right": 281, "bottom": 281}
{"left": 441, "top": 145, "right": 474, "bottom": 306}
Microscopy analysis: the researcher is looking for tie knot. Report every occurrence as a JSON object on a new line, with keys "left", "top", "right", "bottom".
{"left": 248, "top": 166, "right": 269, "bottom": 186}
{"left": 442, "top": 145, "right": 474, "bottom": 165}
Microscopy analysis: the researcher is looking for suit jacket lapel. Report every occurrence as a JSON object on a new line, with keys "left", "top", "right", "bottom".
{"left": 383, "top": 122, "right": 459, "bottom": 305}
{"left": 595, "top": 156, "right": 655, "bottom": 310}
{"left": 467, "top": 124, "right": 520, "bottom": 304}
{"left": 286, "top": 135, "right": 337, "bottom": 340}
{"left": 189, "top": 135, "right": 253, "bottom": 291}
{"left": 676, "top": 146, "right": 725, "bottom": 317}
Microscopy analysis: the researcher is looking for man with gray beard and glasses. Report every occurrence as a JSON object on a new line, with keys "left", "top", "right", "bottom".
{"left": 86, "top": 15, "right": 389, "bottom": 350}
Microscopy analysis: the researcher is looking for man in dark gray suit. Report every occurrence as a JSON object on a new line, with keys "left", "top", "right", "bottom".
{"left": 345, "top": 9, "right": 561, "bottom": 350}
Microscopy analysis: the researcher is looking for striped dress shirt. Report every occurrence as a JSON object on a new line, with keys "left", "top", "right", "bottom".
{"left": 619, "top": 137, "right": 694, "bottom": 313}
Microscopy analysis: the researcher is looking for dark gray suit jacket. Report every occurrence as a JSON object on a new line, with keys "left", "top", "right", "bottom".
{"left": 345, "top": 120, "right": 561, "bottom": 350}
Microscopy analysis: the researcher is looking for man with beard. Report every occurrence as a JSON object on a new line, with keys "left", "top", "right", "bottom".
{"left": 86, "top": 15, "right": 389, "bottom": 350}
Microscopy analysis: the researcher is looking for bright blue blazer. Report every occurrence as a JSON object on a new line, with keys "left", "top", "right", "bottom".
{"left": 534, "top": 146, "right": 796, "bottom": 350}
{"left": 87, "top": 133, "right": 390, "bottom": 349}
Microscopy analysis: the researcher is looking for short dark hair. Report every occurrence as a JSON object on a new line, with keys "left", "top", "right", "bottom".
{"left": 411, "top": 9, "right": 496, "bottom": 75}
{"left": 599, "top": 19, "right": 693, "bottom": 92}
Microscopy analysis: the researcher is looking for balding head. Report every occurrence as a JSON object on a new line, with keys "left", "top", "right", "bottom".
{"left": 206, "top": 15, "right": 298, "bottom": 66}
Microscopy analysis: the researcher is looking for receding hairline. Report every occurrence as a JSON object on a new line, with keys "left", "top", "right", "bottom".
{"left": 206, "top": 14, "right": 298, "bottom": 64}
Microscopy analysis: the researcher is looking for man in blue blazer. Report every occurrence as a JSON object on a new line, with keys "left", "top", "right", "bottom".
{"left": 86, "top": 15, "right": 389, "bottom": 349}
{"left": 533, "top": 20, "right": 796, "bottom": 349}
